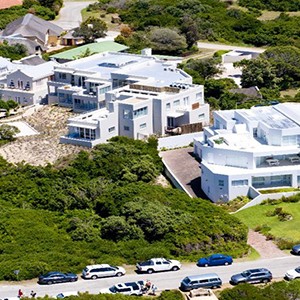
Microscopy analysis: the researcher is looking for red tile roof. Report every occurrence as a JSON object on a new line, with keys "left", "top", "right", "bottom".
{"left": 0, "top": 0, "right": 23, "bottom": 9}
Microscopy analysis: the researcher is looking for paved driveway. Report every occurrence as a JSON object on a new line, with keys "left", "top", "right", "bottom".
{"left": 160, "top": 147, "right": 207, "bottom": 199}
{"left": 51, "top": 1, "right": 95, "bottom": 30}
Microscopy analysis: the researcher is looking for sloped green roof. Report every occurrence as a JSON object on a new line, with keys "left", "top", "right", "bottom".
{"left": 50, "top": 41, "right": 128, "bottom": 60}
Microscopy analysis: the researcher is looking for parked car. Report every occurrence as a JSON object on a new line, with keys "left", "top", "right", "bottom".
{"left": 100, "top": 281, "right": 145, "bottom": 296}
{"left": 291, "top": 244, "right": 300, "bottom": 255}
{"left": 285, "top": 267, "right": 300, "bottom": 280}
{"left": 38, "top": 272, "right": 78, "bottom": 285}
{"left": 180, "top": 273, "right": 222, "bottom": 291}
{"left": 82, "top": 264, "right": 125, "bottom": 279}
{"left": 136, "top": 258, "right": 181, "bottom": 274}
{"left": 230, "top": 268, "right": 272, "bottom": 285}
{"left": 197, "top": 254, "right": 233, "bottom": 267}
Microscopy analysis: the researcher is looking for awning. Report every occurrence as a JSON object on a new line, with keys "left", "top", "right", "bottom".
{"left": 167, "top": 112, "right": 184, "bottom": 118}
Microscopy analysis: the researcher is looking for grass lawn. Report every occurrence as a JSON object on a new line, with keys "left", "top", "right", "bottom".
{"left": 235, "top": 202, "right": 300, "bottom": 242}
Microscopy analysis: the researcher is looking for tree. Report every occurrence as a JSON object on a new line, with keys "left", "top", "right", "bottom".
{"left": 262, "top": 46, "right": 300, "bottom": 89}
{"left": 184, "top": 58, "right": 223, "bottom": 80}
{"left": 73, "top": 17, "right": 107, "bottom": 43}
{"left": 149, "top": 28, "right": 187, "bottom": 54}
{"left": 180, "top": 16, "right": 200, "bottom": 49}
{"left": 0, "top": 124, "right": 20, "bottom": 141}
{"left": 236, "top": 58, "right": 280, "bottom": 89}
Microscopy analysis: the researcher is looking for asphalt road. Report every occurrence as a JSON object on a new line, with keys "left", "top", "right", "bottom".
{"left": 2, "top": 255, "right": 300, "bottom": 298}
{"left": 51, "top": 1, "right": 95, "bottom": 30}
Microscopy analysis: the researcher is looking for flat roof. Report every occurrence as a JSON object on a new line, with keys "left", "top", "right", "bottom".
{"left": 50, "top": 42, "right": 128, "bottom": 60}
{"left": 122, "top": 97, "right": 148, "bottom": 105}
{"left": 218, "top": 104, "right": 300, "bottom": 130}
{"left": 66, "top": 52, "right": 191, "bottom": 86}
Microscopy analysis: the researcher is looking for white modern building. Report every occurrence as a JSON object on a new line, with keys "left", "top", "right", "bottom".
{"left": 194, "top": 103, "right": 300, "bottom": 202}
{"left": 0, "top": 57, "right": 56, "bottom": 105}
{"left": 52, "top": 52, "right": 209, "bottom": 147}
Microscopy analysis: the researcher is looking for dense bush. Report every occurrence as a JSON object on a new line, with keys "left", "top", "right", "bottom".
{"left": 110, "top": 0, "right": 300, "bottom": 50}
{"left": 0, "top": 137, "right": 248, "bottom": 280}
{"left": 220, "top": 280, "right": 300, "bottom": 300}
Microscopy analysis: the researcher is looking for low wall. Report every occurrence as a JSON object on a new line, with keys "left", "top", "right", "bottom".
{"left": 158, "top": 132, "right": 203, "bottom": 150}
{"left": 237, "top": 191, "right": 299, "bottom": 212}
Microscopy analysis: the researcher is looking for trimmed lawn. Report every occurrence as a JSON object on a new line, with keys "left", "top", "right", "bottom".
{"left": 235, "top": 202, "right": 300, "bottom": 242}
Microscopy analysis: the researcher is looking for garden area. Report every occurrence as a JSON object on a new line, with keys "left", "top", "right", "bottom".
{"left": 235, "top": 195, "right": 300, "bottom": 249}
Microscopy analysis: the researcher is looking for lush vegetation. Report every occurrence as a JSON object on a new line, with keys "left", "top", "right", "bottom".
{"left": 235, "top": 193, "right": 300, "bottom": 249}
{"left": 219, "top": 280, "right": 300, "bottom": 300}
{"left": 0, "top": 0, "right": 63, "bottom": 30}
{"left": 0, "top": 42, "right": 28, "bottom": 60}
{"left": 21, "top": 290, "right": 184, "bottom": 300}
{"left": 86, "top": 0, "right": 300, "bottom": 53}
{"left": 0, "top": 137, "right": 248, "bottom": 280}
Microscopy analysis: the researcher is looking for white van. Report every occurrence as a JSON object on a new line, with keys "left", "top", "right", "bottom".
{"left": 180, "top": 273, "right": 222, "bottom": 291}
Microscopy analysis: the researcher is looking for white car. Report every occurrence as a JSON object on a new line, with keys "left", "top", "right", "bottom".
{"left": 285, "top": 267, "right": 300, "bottom": 280}
{"left": 82, "top": 264, "right": 126, "bottom": 279}
{"left": 100, "top": 281, "right": 145, "bottom": 296}
{"left": 136, "top": 257, "right": 181, "bottom": 274}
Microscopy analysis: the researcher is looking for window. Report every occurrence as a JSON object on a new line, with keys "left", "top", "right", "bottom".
{"left": 91, "top": 129, "right": 96, "bottom": 140}
{"left": 183, "top": 96, "right": 189, "bottom": 105}
{"left": 133, "top": 106, "right": 148, "bottom": 118}
{"left": 196, "top": 92, "right": 202, "bottom": 100}
{"left": 123, "top": 109, "right": 131, "bottom": 119}
{"left": 218, "top": 180, "right": 224, "bottom": 187}
{"left": 198, "top": 113, "right": 205, "bottom": 120}
{"left": 232, "top": 180, "right": 248, "bottom": 186}
{"left": 108, "top": 126, "right": 115, "bottom": 133}
{"left": 59, "top": 73, "right": 66, "bottom": 80}
{"left": 166, "top": 103, "right": 170, "bottom": 110}
{"left": 173, "top": 99, "right": 180, "bottom": 106}
{"left": 124, "top": 126, "right": 130, "bottom": 131}
{"left": 140, "top": 123, "right": 146, "bottom": 129}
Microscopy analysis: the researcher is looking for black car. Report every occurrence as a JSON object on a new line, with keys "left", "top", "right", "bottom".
{"left": 38, "top": 271, "right": 78, "bottom": 285}
{"left": 230, "top": 268, "right": 272, "bottom": 285}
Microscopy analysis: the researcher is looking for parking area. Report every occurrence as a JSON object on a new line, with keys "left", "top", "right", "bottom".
{"left": 160, "top": 147, "right": 207, "bottom": 199}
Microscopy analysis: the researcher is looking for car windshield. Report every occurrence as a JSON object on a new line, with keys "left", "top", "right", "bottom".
{"left": 242, "top": 271, "right": 251, "bottom": 277}
{"left": 109, "top": 286, "right": 118, "bottom": 293}
{"left": 182, "top": 277, "right": 191, "bottom": 284}
{"left": 110, "top": 266, "right": 117, "bottom": 270}
{"left": 83, "top": 268, "right": 89, "bottom": 272}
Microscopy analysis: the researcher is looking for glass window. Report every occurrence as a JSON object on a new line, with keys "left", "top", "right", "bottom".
{"left": 173, "top": 100, "right": 180, "bottom": 106}
{"left": 199, "top": 113, "right": 205, "bottom": 119}
{"left": 108, "top": 126, "right": 115, "bottom": 133}
{"left": 218, "top": 180, "right": 224, "bottom": 187}
{"left": 140, "top": 123, "right": 146, "bottom": 129}
{"left": 123, "top": 109, "right": 131, "bottom": 119}
{"left": 232, "top": 179, "right": 248, "bottom": 186}
{"left": 166, "top": 103, "right": 171, "bottom": 110}
{"left": 183, "top": 96, "right": 189, "bottom": 105}
{"left": 124, "top": 126, "right": 130, "bottom": 131}
{"left": 133, "top": 107, "right": 148, "bottom": 118}
{"left": 196, "top": 92, "right": 202, "bottom": 100}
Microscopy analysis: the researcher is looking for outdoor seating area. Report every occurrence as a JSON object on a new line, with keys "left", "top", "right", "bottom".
{"left": 288, "top": 156, "right": 300, "bottom": 163}
{"left": 266, "top": 158, "right": 279, "bottom": 166}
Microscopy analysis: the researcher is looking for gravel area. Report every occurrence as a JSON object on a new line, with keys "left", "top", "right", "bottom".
{"left": 247, "top": 229, "right": 288, "bottom": 259}
{"left": 0, "top": 106, "right": 85, "bottom": 166}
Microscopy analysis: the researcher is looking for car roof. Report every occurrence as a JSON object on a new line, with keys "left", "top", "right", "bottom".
{"left": 210, "top": 254, "right": 229, "bottom": 258}
{"left": 44, "top": 271, "right": 63, "bottom": 276}
{"left": 85, "top": 264, "right": 111, "bottom": 269}
{"left": 247, "top": 268, "right": 269, "bottom": 273}
{"left": 185, "top": 273, "right": 220, "bottom": 280}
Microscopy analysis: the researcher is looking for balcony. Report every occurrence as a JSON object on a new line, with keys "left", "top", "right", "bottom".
{"left": 257, "top": 155, "right": 300, "bottom": 168}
